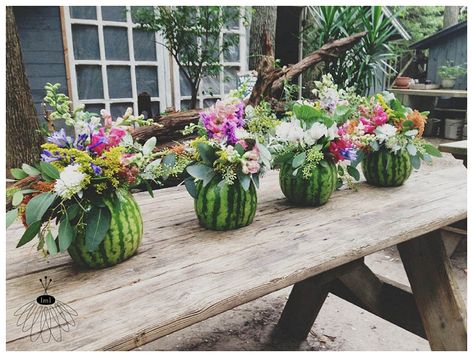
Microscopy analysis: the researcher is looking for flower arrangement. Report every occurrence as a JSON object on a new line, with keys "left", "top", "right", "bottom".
{"left": 344, "top": 92, "right": 442, "bottom": 168}
{"left": 6, "top": 83, "right": 174, "bottom": 266}
{"left": 183, "top": 96, "right": 271, "bottom": 194}
{"left": 270, "top": 75, "right": 361, "bottom": 185}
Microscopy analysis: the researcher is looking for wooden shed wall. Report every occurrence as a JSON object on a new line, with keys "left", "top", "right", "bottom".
{"left": 426, "top": 31, "right": 467, "bottom": 89}
{"left": 13, "top": 6, "right": 68, "bottom": 122}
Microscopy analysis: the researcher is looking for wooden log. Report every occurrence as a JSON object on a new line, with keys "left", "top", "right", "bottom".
{"left": 330, "top": 262, "right": 427, "bottom": 339}
{"left": 131, "top": 109, "right": 202, "bottom": 144}
{"left": 397, "top": 230, "right": 467, "bottom": 351}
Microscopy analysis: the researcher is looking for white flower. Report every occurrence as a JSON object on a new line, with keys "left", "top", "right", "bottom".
{"left": 405, "top": 129, "right": 418, "bottom": 137}
{"left": 244, "top": 105, "right": 255, "bottom": 119}
{"left": 381, "top": 91, "right": 396, "bottom": 103}
{"left": 54, "top": 164, "right": 86, "bottom": 199}
{"left": 307, "top": 122, "right": 328, "bottom": 142}
{"left": 327, "top": 123, "right": 339, "bottom": 140}
{"left": 376, "top": 124, "right": 398, "bottom": 143}
{"left": 275, "top": 119, "right": 305, "bottom": 144}
{"left": 235, "top": 127, "right": 252, "bottom": 140}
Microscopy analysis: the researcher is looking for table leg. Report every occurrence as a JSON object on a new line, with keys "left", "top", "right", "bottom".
{"left": 397, "top": 230, "right": 467, "bottom": 351}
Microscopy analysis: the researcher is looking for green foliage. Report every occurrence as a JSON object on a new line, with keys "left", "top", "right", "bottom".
{"left": 303, "top": 6, "right": 398, "bottom": 95}
{"left": 134, "top": 6, "right": 245, "bottom": 108}
{"left": 393, "top": 6, "right": 444, "bottom": 43}
{"left": 438, "top": 60, "right": 467, "bottom": 79}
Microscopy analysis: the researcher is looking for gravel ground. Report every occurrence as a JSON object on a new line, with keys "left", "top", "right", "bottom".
{"left": 136, "top": 138, "right": 467, "bottom": 351}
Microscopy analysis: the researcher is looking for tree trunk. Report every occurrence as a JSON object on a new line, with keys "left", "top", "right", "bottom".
{"left": 443, "top": 6, "right": 459, "bottom": 28}
{"left": 249, "top": 6, "right": 278, "bottom": 70}
{"left": 6, "top": 7, "right": 43, "bottom": 178}
{"left": 190, "top": 85, "right": 199, "bottom": 109}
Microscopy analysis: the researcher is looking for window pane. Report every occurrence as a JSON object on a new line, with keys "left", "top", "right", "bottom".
{"left": 84, "top": 103, "right": 105, "bottom": 115}
{"left": 223, "top": 7, "right": 240, "bottom": 29}
{"left": 76, "top": 65, "right": 103, "bottom": 100}
{"left": 107, "top": 66, "right": 132, "bottom": 98}
{"left": 103, "top": 27, "right": 129, "bottom": 60}
{"left": 101, "top": 6, "right": 126, "bottom": 22}
{"left": 223, "top": 33, "right": 240, "bottom": 62}
{"left": 133, "top": 29, "right": 156, "bottom": 61}
{"left": 70, "top": 6, "right": 96, "bottom": 20}
{"left": 72, "top": 25, "right": 100, "bottom": 60}
{"left": 110, "top": 103, "right": 134, "bottom": 118}
{"left": 204, "top": 98, "right": 219, "bottom": 108}
{"left": 136, "top": 66, "right": 159, "bottom": 97}
{"left": 151, "top": 102, "right": 160, "bottom": 117}
{"left": 224, "top": 67, "right": 239, "bottom": 94}
{"left": 179, "top": 68, "right": 192, "bottom": 97}
{"left": 180, "top": 100, "right": 192, "bottom": 111}
{"left": 202, "top": 73, "right": 221, "bottom": 96}
{"left": 131, "top": 6, "right": 154, "bottom": 23}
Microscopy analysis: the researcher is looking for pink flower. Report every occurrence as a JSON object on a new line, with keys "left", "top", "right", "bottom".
{"left": 360, "top": 117, "right": 376, "bottom": 134}
{"left": 242, "top": 160, "right": 260, "bottom": 174}
{"left": 108, "top": 127, "right": 126, "bottom": 147}
{"left": 236, "top": 139, "right": 248, "bottom": 150}
{"left": 244, "top": 147, "right": 259, "bottom": 161}
{"left": 101, "top": 109, "right": 113, "bottom": 128}
{"left": 372, "top": 105, "right": 388, "bottom": 126}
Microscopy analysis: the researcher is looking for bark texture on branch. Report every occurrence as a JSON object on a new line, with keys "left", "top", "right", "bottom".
{"left": 131, "top": 109, "right": 202, "bottom": 144}
{"left": 6, "top": 7, "right": 44, "bottom": 177}
{"left": 248, "top": 31, "right": 367, "bottom": 107}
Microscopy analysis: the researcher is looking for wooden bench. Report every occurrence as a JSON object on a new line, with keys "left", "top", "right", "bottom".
{"left": 6, "top": 163, "right": 467, "bottom": 351}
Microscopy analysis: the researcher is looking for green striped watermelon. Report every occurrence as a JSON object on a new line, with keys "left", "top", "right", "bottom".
{"left": 194, "top": 177, "right": 257, "bottom": 231}
{"left": 279, "top": 160, "right": 337, "bottom": 206}
{"left": 362, "top": 149, "right": 412, "bottom": 187}
{"left": 68, "top": 191, "right": 143, "bottom": 268}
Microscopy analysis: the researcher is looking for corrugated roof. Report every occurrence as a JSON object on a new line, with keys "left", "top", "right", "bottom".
{"left": 410, "top": 21, "right": 467, "bottom": 49}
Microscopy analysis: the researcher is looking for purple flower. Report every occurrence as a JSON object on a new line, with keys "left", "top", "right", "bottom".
{"left": 339, "top": 147, "right": 358, "bottom": 162}
{"left": 41, "top": 150, "right": 60, "bottom": 163}
{"left": 223, "top": 120, "right": 238, "bottom": 145}
{"left": 47, "top": 128, "right": 73, "bottom": 148}
{"left": 90, "top": 163, "right": 102, "bottom": 175}
{"left": 74, "top": 133, "right": 89, "bottom": 150}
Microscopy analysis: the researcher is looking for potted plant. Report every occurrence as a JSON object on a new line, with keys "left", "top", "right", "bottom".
{"left": 438, "top": 60, "right": 467, "bottom": 89}
{"left": 344, "top": 92, "right": 442, "bottom": 187}
{"left": 181, "top": 96, "right": 271, "bottom": 231}
{"left": 6, "top": 83, "right": 175, "bottom": 268}
{"left": 269, "top": 75, "right": 361, "bottom": 206}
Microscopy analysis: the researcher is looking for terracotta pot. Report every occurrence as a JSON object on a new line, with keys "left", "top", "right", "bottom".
{"left": 394, "top": 76, "right": 412, "bottom": 87}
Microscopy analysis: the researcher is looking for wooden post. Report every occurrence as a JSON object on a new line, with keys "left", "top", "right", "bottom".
{"left": 398, "top": 230, "right": 467, "bottom": 351}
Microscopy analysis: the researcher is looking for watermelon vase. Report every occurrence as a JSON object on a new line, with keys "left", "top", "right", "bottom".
{"left": 279, "top": 161, "right": 337, "bottom": 206}
{"left": 361, "top": 149, "right": 413, "bottom": 187}
{"left": 194, "top": 177, "right": 257, "bottom": 231}
{"left": 67, "top": 190, "right": 143, "bottom": 269}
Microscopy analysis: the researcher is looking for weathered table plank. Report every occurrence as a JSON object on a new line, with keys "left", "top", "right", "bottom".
{"left": 6, "top": 163, "right": 467, "bottom": 350}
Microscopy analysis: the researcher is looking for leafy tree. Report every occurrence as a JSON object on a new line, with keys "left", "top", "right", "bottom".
{"left": 302, "top": 6, "right": 398, "bottom": 95}
{"left": 393, "top": 6, "right": 444, "bottom": 43}
{"left": 134, "top": 6, "right": 244, "bottom": 109}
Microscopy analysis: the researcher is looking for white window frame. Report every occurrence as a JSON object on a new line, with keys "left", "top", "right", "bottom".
{"left": 172, "top": 6, "right": 249, "bottom": 110}
{"left": 63, "top": 6, "right": 172, "bottom": 116}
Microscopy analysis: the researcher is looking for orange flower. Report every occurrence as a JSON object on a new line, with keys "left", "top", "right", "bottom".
{"left": 407, "top": 110, "right": 427, "bottom": 137}
{"left": 169, "top": 144, "right": 186, "bottom": 155}
{"left": 346, "top": 120, "right": 359, "bottom": 135}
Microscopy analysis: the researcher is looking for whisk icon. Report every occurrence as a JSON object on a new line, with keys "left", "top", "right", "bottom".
{"left": 14, "top": 276, "right": 78, "bottom": 343}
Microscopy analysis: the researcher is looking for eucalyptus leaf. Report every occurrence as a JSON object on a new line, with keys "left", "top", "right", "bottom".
{"left": 251, "top": 173, "right": 260, "bottom": 189}
{"left": 142, "top": 137, "right": 157, "bottom": 155}
{"left": 85, "top": 206, "right": 111, "bottom": 252}
{"left": 370, "top": 141, "right": 380, "bottom": 151}
{"left": 21, "top": 163, "right": 40, "bottom": 177}
{"left": 163, "top": 153, "right": 176, "bottom": 167}
{"left": 143, "top": 179, "right": 155, "bottom": 198}
{"left": 184, "top": 177, "right": 197, "bottom": 198}
{"left": 25, "top": 192, "right": 57, "bottom": 226}
{"left": 406, "top": 143, "right": 417, "bottom": 156}
{"left": 11, "top": 168, "right": 28, "bottom": 180}
{"left": 45, "top": 231, "right": 58, "bottom": 256}
{"left": 58, "top": 216, "right": 76, "bottom": 252}
{"left": 40, "top": 161, "right": 60, "bottom": 180}
{"left": 346, "top": 165, "right": 360, "bottom": 181}
{"left": 424, "top": 144, "right": 442, "bottom": 157}
{"left": 16, "top": 220, "right": 42, "bottom": 248}
{"left": 410, "top": 155, "right": 421, "bottom": 170}
{"left": 6, "top": 208, "right": 18, "bottom": 228}
{"left": 186, "top": 164, "right": 214, "bottom": 180}
{"left": 292, "top": 152, "right": 306, "bottom": 168}
{"left": 319, "top": 160, "right": 329, "bottom": 168}
{"left": 197, "top": 143, "right": 217, "bottom": 165}
{"left": 238, "top": 172, "right": 251, "bottom": 191}
{"left": 12, "top": 191, "right": 23, "bottom": 207}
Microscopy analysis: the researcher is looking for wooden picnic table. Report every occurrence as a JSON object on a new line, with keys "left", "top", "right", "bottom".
{"left": 6, "top": 163, "right": 467, "bottom": 351}
{"left": 439, "top": 140, "right": 467, "bottom": 167}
